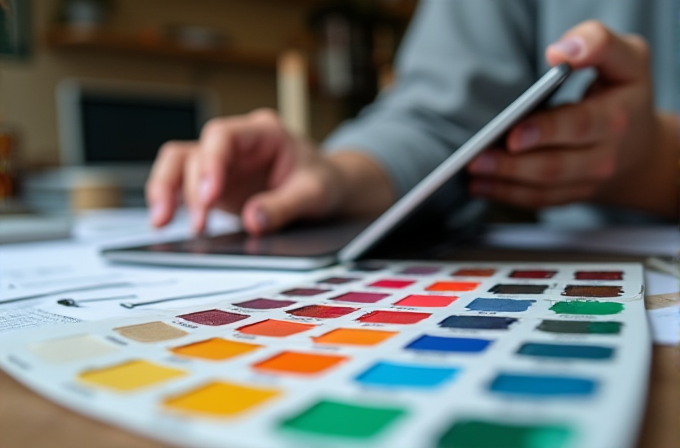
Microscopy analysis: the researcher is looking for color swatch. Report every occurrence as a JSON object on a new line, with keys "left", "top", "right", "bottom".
{"left": 178, "top": 309, "right": 249, "bottom": 326}
{"left": 395, "top": 294, "right": 457, "bottom": 307}
{"left": 237, "top": 320, "right": 315, "bottom": 337}
{"left": 400, "top": 266, "right": 442, "bottom": 275}
{"left": 233, "top": 299, "right": 296, "bottom": 310}
{"left": 510, "top": 270, "right": 557, "bottom": 279}
{"left": 406, "top": 335, "right": 491, "bottom": 353}
{"left": 356, "top": 362, "right": 458, "bottom": 389}
{"left": 575, "top": 271, "right": 623, "bottom": 280}
{"left": 439, "top": 315, "right": 517, "bottom": 330}
{"left": 518, "top": 343, "right": 615, "bottom": 360}
{"left": 537, "top": 320, "right": 622, "bottom": 334}
{"left": 332, "top": 292, "right": 389, "bottom": 304}
{"left": 466, "top": 298, "right": 535, "bottom": 312}
{"left": 357, "top": 310, "right": 431, "bottom": 324}
{"left": 437, "top": 419, "right": 573, "bottom": 448}
{"left": 490, "top": 373, "right": 597, "bottom": 397}
{"left": 562, "top": 285, "right": 623, "bottom": 298}
{"left": 80, "top": 360, "right": 185, "bottom": 391}
{"left": 254, "top": 351, "right": 346, "bottom": 375}
{"left": 282, "top": 288, "right": 329, "bottom": 296}
{"left": 426, "top": 282, "right": 479, "bottom": 292}
{"left": 114, "top": 322, "right": 187, "bottom": 343}
{"left": 171, "top": 338, "right": 260, "bottom": 361}
{"left": 451, "top": 268, "right": 496, "bottom": 277}
{"left": 165, "top": 381, "right": 279, "bottom": 417}
{"left": 369, "top": 279, "right": 415, "bottom": 289}
{"left": 313, "top": 328, "right": 396, "bottom": 346}
{"left": 29, "top": 334, "right": 119, "bottom": 364}
{"left": 280, "top": 399, "right": 406, "bottom": 439}
{"left": 286, "top": 304, "right": 357, "bottom": 319}
{"left": 550, "top": 301, "right": 624, "bottom": 315}
{"left": 318, "top": 276, "right": 360, "bottom": 285}
{"left": 489, "top": 284, "right": 548, "bottom": 295}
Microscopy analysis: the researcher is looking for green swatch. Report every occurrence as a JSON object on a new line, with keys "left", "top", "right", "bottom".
{"left": 437, "top": 420, "right": 573, "bottom": 448}
{"left": 550, "top": 301, "right": 624, "bottom": 315}
{"left": 537, "top": 320, "right": 622, "bottom": 334}
{"left": 280, "top": 399, "right": 406, "bottom": 439}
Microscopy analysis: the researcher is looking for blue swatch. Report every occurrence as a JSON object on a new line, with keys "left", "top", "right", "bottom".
{"left": 466, "top": 298, "right": 535, "bottom": 312}
{"left": 356, "top": 361, "right": 459, "bottom": 389}
{"left": 490, "top": 373, "right": 598, "bottom": 397}
{"left": 406, "top": 335, "right": 491, "bottom": 353}
{"left": 439, "top": 315, "right": 517, "bottom": 330}
{"left": 518, "top": 342, "right": 614, "bottom": 360}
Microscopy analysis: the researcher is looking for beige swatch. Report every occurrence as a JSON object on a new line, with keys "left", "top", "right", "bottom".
{"left": 114, "top": 321, "right": 187, "bottom": 343}
{"left": 29, "top": 334, "right": 119, "bottom": 364}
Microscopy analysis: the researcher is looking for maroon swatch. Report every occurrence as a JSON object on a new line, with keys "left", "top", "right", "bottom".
{"left": 318, "top": 277, "right": 361, "bottom": 285}
{"left": 178, "top": 309, "right": 249, "bottom": 326}
{"left": 332, "top": 292, "right": 390, "bottom": 304}
{"left": 233, "top": 298, "right": 296, "bottom": 310}
{"left": 562, "top": 285, "right": 623, "bottom": 298}
{"left": 287, "top": 304, "right": 358, "bottom": 319}
{"left": 509, "top": 270, "right": 557, "bottom": 279}
{"left": 281, "top": 288, "right": 329, "bottom": 296}
{"left": 575, "top": 271, "right": 624, "bottom": 281}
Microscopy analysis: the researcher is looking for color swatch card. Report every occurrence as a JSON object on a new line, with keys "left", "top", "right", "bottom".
{"left": 0, "top": 262, "right": 649, "bottom": 448}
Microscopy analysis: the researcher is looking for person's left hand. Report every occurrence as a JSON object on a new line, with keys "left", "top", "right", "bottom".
{"left": 466, "top": 20, "right": 666, "bottom": 212}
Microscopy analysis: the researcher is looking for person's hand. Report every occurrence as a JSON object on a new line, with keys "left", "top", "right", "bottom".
{"left": 146, "top": 109, "right": 394, "bottom": 235}
{"left": 467, "top": 21, "right": 677, "bottom": 217}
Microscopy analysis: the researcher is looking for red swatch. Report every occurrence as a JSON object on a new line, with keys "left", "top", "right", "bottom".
{"left": 575, "top": 271, "right": 623, "bottom": 281}
{"left": 509, "top": 270, "right": 556, "bottom": 279}
{"left": 369, "top": 279, "right": 415, "bottom": 289}
{"left": 426, "top": 281, "right": 479, "bottom": 292}
{"left": 178, "top": 309, "right": 249, "bottom": 326}
{"left": 357, "top": 310, "right": 431, "bottom": 325}
{"left": 395, "top": 294, "right": 458, "bottom": 307}
{"left": 331, "top": 292, "right": 389, "bottom": 304}
{"left": 287, "top": 305, "right": 357, "bottom": 319}
{"left": 452, "top": 268, "right": 496, "bottom": 277}
{"left": 281, "top": 288, "right": 329, "bottom": 296}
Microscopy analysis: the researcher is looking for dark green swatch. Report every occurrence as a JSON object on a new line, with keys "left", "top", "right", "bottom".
{"left": 550, "top": 301, "right": 624, "bottom": 315}
{"left": 537, "top": 320, "right": 622, "bottom": 334}
{"left": 280, "top": 399, "right": 406, "bottom": 439}
{"left": 437, "top": 419, "right": 573, "bottom": 448}
{"left": 518, "top": 342, "right": 614, "bottom": 360}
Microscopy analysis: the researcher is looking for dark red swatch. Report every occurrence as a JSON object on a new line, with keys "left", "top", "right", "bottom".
{"left": 318, "top": 277, "right": 361, "bottom": 285}
{"left": 575, "top": 271, "right": 623, "bottom": 281}
{"left": 287, "top": 305, "right": 357, "bottom": 319}
{"left": 562, "top": 285, "right": 623, "bottom": 297}
{"left": 178, "top": 309, "right": 249, "bottom": 326}
{"left": 509, "top": 270, "right": 557, "bottom": 279}
{"left": 281, "top": 288, "right": 329, "bottom": 296}
{"left": 233, "top": 298, "right": 296, "bottom": 310}
{"left": 358, "top": 310, "right": 431, "bottom": 325}
{"left": 331, "top": 292, "right": 390, "bottom": 303}
{"left": 369, "top": 279, "right": 415, "bottom": 289}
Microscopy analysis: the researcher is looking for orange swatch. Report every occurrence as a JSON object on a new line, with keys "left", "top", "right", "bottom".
{"left": 237, "top": 319, "right": 315, "bottom": 337}
{"left": 171, "top": 338, "right": 261, "bottom": 361}
{"left": 254, "top": 351, "right": 347, "bottom": 375}
{"left": 426, "top": 281, "right": 479, "bottom": 292}
{"left": 313, "top": 328, "right": 396, "bottom": 346}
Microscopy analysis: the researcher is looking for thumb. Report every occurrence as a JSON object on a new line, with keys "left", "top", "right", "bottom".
{"left": 241, "top": 171, "right": 330, "bottom": 235}
{"left": 545, "top": 20, "right": 649, "bottom": 84}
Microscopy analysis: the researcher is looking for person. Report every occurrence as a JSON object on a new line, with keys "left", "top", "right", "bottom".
{"left": 146, "top": 0, "right": 679, "bottom": 236}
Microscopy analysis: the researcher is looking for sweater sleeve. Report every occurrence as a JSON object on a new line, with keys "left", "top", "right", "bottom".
{"left": 323, "top": 0, "right": 539, "bottom": 197}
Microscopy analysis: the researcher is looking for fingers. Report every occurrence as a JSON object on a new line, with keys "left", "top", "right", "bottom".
{"left": 468, "top": 145, "right": 615, "bottom": 187}
{"left": 241, "top": 171, "right": 330, "bottom": 235}
{"left": 146, "top": 141, "right": 196, "bottom": 228}
{"left": 545, "top": 20, "right": 650, "bottom": 83}
{"left": 470, "top": 178, "right": 598, "bottom": 210}
{"left": 506, "top": 98, "right": 625, "bottom": 152}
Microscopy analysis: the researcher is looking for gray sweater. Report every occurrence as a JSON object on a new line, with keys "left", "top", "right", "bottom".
{"left": 324, "top": 0, "right": 678, "bottom": 205}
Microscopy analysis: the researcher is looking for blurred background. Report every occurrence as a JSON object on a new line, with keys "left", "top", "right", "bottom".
{"left": 0, "top": 0, "right": 416, "bottom": 234}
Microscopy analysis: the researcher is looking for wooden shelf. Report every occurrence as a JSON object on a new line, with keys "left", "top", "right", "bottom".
{"left": 45, "top": 27, "right": 279, "bottom": 69}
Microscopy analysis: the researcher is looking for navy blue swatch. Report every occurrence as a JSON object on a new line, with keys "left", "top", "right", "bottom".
{"left": 466, "top": 298, "right": 535, "bottom": 312}
{"left": 406, "top": 335, "right": 491, "bottom": 353}
{"left": 439, "top": 315, "right": 517, "bottom": 330}
{"left": 489, "top": 284, "right": 548, "bottom": 294}
{"left": 517, "top": 343, "right": 614, "bottom": 360}
{"left": 490, "top": 373, "right": 598, "bottom": 397}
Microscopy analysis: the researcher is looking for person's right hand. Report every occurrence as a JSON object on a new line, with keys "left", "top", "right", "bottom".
{"left": 146, "top": 109, "right": 394, "bottom": 235}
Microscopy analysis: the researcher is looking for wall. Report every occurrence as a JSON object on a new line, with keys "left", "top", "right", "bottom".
{"left": 0, "top": 0, "right": 341, "bottom": 166}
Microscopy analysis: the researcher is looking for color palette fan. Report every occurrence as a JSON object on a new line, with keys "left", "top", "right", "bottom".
{"left": 0, "top": 262, "right": 649, "bottom": 448}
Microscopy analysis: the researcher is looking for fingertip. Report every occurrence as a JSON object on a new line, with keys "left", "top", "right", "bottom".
{"left": 190, "top": 207, "right": 207, "bottom": 235}
{"left": 545, "top": 35, "right": 586, "bottom": 66}
{"left": 149, "top": 200, "right": 169, "bottom": 228}
{"left": 242, "top": 202, "right": 270, "bottom": 236}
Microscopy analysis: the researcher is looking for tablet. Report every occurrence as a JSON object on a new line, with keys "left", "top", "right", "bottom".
{"left": 102, "top": 63, "right": 571, "bottom": 270}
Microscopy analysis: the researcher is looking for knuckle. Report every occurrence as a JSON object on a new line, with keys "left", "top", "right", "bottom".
{"left": 250, "top": 108, "right": 280, "bottom": 124}
{"left": 202, "top": 117, "right": 229, "bottom": 136}
{"left": 158, "top": 141, "right": 184, "bottom": 158}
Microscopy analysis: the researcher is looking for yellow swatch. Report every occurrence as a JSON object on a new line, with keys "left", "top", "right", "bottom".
{"left": 313, "top": 328, "right": 397, "bottom": 346}
{"left": 79, "top": 360, "right": 185, "bottom": 391}
{"left": 164, "top": 381, "right": 280, "bottom": 417}
{"left": 171, "top": 338, "right": 261, "bottom": 361}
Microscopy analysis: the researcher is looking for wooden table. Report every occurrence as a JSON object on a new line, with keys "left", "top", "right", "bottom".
{"left": 0, "top": 247, "right": 678, "bottom": 448}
